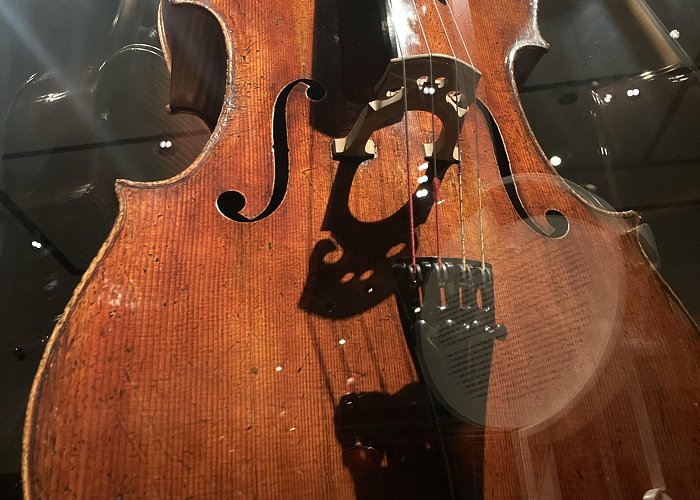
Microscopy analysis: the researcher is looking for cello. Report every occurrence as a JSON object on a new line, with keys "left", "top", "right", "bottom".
{"left": 24, "top": 0, "right": 699, "bottom": 498}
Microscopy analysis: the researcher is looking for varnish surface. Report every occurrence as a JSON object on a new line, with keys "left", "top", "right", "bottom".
{"left": 24, "top": 0, "right": 699, "bottom": 498}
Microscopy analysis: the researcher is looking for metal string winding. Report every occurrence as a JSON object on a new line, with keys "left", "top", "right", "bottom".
{"left": 386, "top": 0, "right": 418, "bottom": 269}
{"left": 444, "top": 0, "right": 487, "bottom": 269}
{"left": 409, "top": 0, "right": 442, "bottom": 265}
{"left": 429, "top": 0, "right": 469, "bottom": 267}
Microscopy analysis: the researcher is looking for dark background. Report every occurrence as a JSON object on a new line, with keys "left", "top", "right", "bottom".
{"left": 0, "top": 0, "right": 697, "bottom": 496}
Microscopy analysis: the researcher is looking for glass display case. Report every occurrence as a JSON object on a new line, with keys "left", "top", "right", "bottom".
{"left": 1, "top": 0, "right": 697, "bottom": 498}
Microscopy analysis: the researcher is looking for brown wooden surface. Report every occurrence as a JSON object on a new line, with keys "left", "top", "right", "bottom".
{"left": 24, "top": 0, "right": 699, "bottom": 498}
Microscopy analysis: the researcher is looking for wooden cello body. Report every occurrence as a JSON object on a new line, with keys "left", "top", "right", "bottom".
{"left": 24, "top": 0, "right": 699, "bottom": 498}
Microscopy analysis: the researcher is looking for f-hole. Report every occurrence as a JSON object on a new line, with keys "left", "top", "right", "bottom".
{"left": 475, "top": 99, "right": 569, "bottom": 238}
{"left": 217, "top": 79, "right": 326, "bottom": 222}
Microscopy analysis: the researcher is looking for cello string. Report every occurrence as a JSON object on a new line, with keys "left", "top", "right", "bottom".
{"left": 386, "top": 0, "right": 417, "bottom": 269}
{"left": 408, "top": 0, "right": 442, "bottom": 265}
{"left": 388, "top": 0, "right": 419, "bottom": 386}
{"left": 380, "top": 23, "right": 460, "bottom": 491}
{"left": 444, "top": 0, "right": 486, "bottom": 269}
{"left": 430, "top": 0, "right": 468, "bottom": 267}
{"left": 405, "top": 7, "right": 458, "bottom": 498}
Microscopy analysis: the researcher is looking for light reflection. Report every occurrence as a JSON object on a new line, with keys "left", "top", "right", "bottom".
{"left": 44, "top": 278, "right": 59, "bottom": 291}
{"left": 0, "top": 1, "right": 98, "bottom": 149}
{"left": 669, "top": 74, "right": 690, "bottom": 83}
{"left": 416, "top": 188, "right": 429, "bottom": 198}
{"left": 70, "top": 183, "right": 94, "bottom": 198}
{"left": 387, "top": 1, "right": 420, "bottom": 49}
{"left": 34, "top": 91, "right": 69, "bottom": 103}
{"left": 626, "top": 88, "right": 640, "bottom": 98}
{"left": 0, "top": 2, "right": 59, "bottom": 79}
{"left": 111, "top": 8, "right": 120, "bottom": 28}
{"left": 31, "top": 240, "right": 42, "bottom": 249}
{"left": 603, "top": 93, "right": 613, "bottom": 103}
{"left": 549, "top": 155, "right": 562, "bottom": 167}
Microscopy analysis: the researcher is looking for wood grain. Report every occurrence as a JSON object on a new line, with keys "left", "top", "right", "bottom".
{"left": 24, "top": 0, "right": 699, "bottom": 498}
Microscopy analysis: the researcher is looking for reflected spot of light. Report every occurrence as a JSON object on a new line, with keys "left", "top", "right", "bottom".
{"left": 0, "top": 2, "right": 92, "bottom": 125}
{"left": 31, "top": 240, "right": 42, "bottom": 249}
{"left": 34, "top": 91, "right": 69, "bottom": 103}
{"left": 626, "top": 88, "right": 640, "bottom": 98}
{"left": 669, "top": 74, "right": 689, "bottom": 83}
{"left": 549, "top": 155, "right": 562, "bottom": 167}
{"left": 388, "top": 2, "right": 419, "bottom": 49}
{"left": 416, "top": 188, "right": 429, "bottom": 198}
{"left": 603, "top": 93, "right": 613, "bottom": 103}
